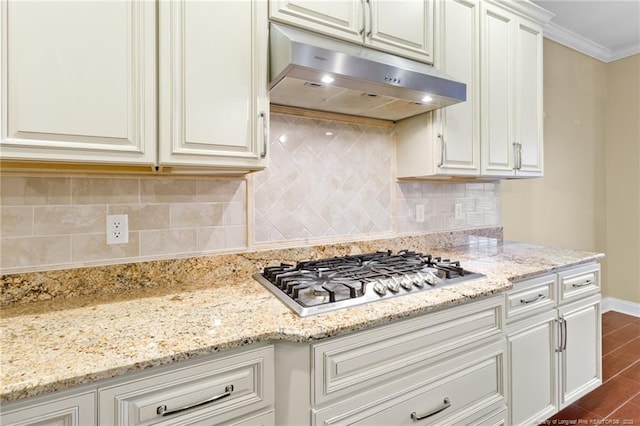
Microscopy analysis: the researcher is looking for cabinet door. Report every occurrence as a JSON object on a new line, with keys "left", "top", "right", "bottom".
{"left": 514, "top": 18, "right": 543, "bottom": 177}
{"left": 507, "top": 311, "right": 558, "bottom": 426}
{"left": 314, "top": 341, "right": 506, "bottom": 426}
{"left": 158, "top": 0, "right": 268, "bottom": 171}
{"left": 367, "top": 0, "right": 433, "bottom": 63}
{"left": 558, "top": 295, "right": 602, "bottom": 408}
{"left": 0, "top": 1, "right": 156, "bottom": 165}
{"left": 0, "top": 392, "right": 95, "bottom": 426}
{"left": 433, "top": 0, "right": 479, "bottom": 176}
{"left": 480, "top": 2, "right": 515, "bottom": 177}
{"left": 268, "top": 0, "right": 364, "bottom": 44}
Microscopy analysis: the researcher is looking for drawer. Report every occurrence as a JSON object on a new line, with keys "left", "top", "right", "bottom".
{"left": 506, "top": 273, "right": 556, "bottom": 321}
{"left": 313, "top": 340, "right": 506, "bottom": 425}
{"left": 312, "top": 296, "right": 503, "bottom": 405}
{"left": 558, "top": 263, "right": 600, "bottom": 304}
{"left": 98, "top": 345, "right": 274, "bottom": 426}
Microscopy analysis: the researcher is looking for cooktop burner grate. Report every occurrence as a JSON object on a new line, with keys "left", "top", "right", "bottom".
{"left": 254, "top": 250, "right": 485, "bottom": 316}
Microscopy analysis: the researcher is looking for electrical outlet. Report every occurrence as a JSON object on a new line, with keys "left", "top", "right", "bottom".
{"left": 455, "top": 203, "right": 463, "bottom": 220}
{"left": 416, "top": 204, "right": 425, "bottom": 223}
{"left": 106, "top": 214, "right": 129, "bottom": 245}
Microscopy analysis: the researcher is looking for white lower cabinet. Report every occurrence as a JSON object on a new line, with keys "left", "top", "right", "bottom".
{"left": 559, "top": 295, "right": 602, "bottom": 407}
{"left": 507, "top": 310, "right": 558, "bottom": 425}
{"left": 275, "top": 295, "right": 507, "bottom": 425}
{"left": 313, "top": 340, "right": 506, "bottom": 425}
{"left": 98, "top": 345, "right": 274, "bottom": 426}
{"left": 0, "top": 390, "right": 96, "bottom": 426}
{"left": 506, "top": 263, "right": 602, "bottom": 426}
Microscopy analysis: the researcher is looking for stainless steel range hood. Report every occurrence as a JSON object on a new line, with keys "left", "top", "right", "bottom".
{"left": 269, "top": 24, "right": 466, "bottom": 122}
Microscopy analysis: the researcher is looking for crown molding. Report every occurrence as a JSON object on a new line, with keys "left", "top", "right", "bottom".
{"left": 543, "top": 21, "right": 640, "bottom": 63}
{"left": 493, "top": 0, "right": 555, "bottom": 24}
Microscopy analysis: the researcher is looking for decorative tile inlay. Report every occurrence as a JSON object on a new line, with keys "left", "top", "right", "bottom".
{"left": 253, "top": 114, "right": 393, "bottom": 244}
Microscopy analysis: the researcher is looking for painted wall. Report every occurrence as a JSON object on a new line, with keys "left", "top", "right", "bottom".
{"left": 0, "top": 113, "right": 501, "bottom": 274}
{"left": 605, "top": 54, "right": 640, "bottom": 304}
{"left": 502, "top": 39, "right": 640, "bottom": 304}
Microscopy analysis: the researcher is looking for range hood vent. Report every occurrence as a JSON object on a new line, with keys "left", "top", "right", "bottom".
{"left": 269, "top": 24, "right": 466, "bottom": 122}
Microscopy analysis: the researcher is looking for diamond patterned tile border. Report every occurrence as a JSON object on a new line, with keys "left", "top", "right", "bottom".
{"left": 253, "top": 114, "right": 393, "bottom": 244}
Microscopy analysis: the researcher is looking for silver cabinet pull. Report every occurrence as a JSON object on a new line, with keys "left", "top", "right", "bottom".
{"left": 156, "top": 385, "right": 234, "bottom": 417}
{"left": 518, "top": 143, "right": 523, "bottom": 170}
{"left": 259, "top": 111, "right": 267, "bottom": 158}
{"left": 572, "top": 279, "right": 593, "bottom": 288}
{"left": 563, "top": 317, "right": 568, "bottom": 351}
{"left": 410, "top": 397, "right": 451, "bottom": 421}
{"left": 556, "top": 318, "right": 564, "bottom": 353}
{"left": 437, "top": 133, "right": 445, "bottom": 167}
{"left": 520, "top": 294, "right": 545, "bottom": 304}
{"left": 513, "top": 142, "right": 518, "bottom": 170}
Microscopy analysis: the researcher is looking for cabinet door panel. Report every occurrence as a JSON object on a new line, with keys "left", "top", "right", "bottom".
{"left": 507, "top": 312, "right": 558, "bottom": 426}
{"left": 559, "top": 296, "right": 601, "bottom": 407}
{"left": 159, "top": 0, "right": 267, "bottom": 170}
{"left": 515, "top": 20, "right": 543, "bottom": 176}
{"left": 0, "top": 392, "right": 95, "bottom": 426}
{"left": 368, "top": 0, "right": 433, "bottom": 63}
{"left": 1, "top": 0, "right": 156, "bottom": 164}
{"left": 480, "top": 4, "right": 514, "bottom": 177}
{"left": 268, "top": 0, "right": 363, "bottom": 43}
{"left": 435, "top": 0, "right": 479, "bottom": 175}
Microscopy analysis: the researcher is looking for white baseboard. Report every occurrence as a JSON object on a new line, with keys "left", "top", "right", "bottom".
{"left": 602, "top": 297, "right": 640, "bottom": 317}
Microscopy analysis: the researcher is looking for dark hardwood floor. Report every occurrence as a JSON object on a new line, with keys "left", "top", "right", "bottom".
{"left": 548, "top": 311, "right": 640, "bottom": 424}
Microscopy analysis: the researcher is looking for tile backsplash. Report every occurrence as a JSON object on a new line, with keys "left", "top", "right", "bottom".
{"left": 253, "top": 114, "right": 393, "bottom": 243}
{"left": 1, "top": 113, "right": 501, "bottom": 273}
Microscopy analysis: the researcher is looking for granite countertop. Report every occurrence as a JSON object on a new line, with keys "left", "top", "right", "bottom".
{"left": 0, "top": 238, "right": 604, "bottom": 403}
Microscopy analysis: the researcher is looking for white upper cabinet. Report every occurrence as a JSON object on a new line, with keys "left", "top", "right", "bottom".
{"left": 269, "top": 0, "right": 434, "bottom": 63}
{"left": 268, "top": 0, "right": 364, "bottom": 44}
{"left": 1, "top": 0, "right": 268, "bottom": 173}
{"left": 480, "top": 1, "right": 543, "bottom": 178}
{"left": 0, "top": 0, "right": 156, "bottom": 166}
{"left": 158, "top": 0, "right": 268, "bottom": 172}
{"left": 396, "top": 0, "right": 479, "bottom": 178}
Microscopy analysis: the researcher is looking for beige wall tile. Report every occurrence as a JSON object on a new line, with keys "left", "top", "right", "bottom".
{"left": 1, "top": 206, "right": 33, "bottom": 237}
{"left": 197, "top": 178, "right": 245, "bottom": 203}
{"left": 140, "top": 229, "right": 197, "bottom": 256}
{"left": 223, "top": 203, "right": 246, "bottom": 226}
{"left": 72, "top": 177, "right": 139, "bottom": 205}
{"left": 34, "top": 205, "right": 105, "bottom": 235}
{"left": 72, "top": 232, "right": 140, "bottom": 262}
{"left": 1, "top": 236, "right": 71, "bottom": 269}
{"left": 171, "top": 204, "right": 224, "bottom": 228}
{"left": 197, "top": 227, "right": 225, "bottom": 252}
{"left": 141, "top": 179, "right": 197, "bottom": 203}
{"left": 107, "top": 205, "right": 170, "bottom": 231}
{"left": 0, "top": 176, "right": 71, "bottom": 206}
{"left": 225, "top": 226, "right": 246, "bottom": 249}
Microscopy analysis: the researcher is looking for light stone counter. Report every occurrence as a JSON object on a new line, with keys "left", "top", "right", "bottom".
{"left": 0, "top": 236, "right": 604, "bottom": 402}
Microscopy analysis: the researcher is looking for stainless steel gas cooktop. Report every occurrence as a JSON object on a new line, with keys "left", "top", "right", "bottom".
{"left": 253, "top": 250, "right": 485, "bottom": 317}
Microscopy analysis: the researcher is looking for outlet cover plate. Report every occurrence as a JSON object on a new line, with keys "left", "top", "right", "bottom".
{"left": 106, "top": 214, "right": 129, "bottom": 245}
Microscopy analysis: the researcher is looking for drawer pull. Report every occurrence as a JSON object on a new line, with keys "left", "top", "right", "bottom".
{"left": 520, "top": 294, "right": 545, "bottom": 304}
{"left": 156, "top": 384, "right": 234, "bottom": 417}
{"left": 572, "top": 280, "right": 593, "bottom": 288}
{"left": 410, "top": 397, "right": 451, "bottom": 421}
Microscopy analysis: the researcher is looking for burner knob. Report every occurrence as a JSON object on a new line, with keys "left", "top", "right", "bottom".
{"left": 373, "top": 281, "right": 387, "bottom": 296}
{"left": 400, "top": 275, "right": 414, "bottom": 290}
{"left": 385, "top": 278, "right": 400, "bottom": 293}
{"left": 424, "top": 270, "right": 442, "bottom": 286}
{"left": 412, "top": 272, "right": 425, "bottom": 288}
